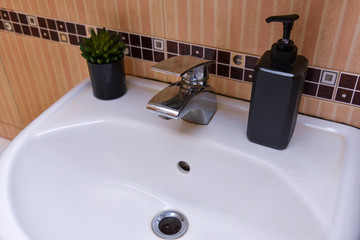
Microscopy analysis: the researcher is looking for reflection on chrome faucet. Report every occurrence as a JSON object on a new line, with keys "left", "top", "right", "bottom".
{"left": 146, "top": 55, "right": 217, "bottom": 125}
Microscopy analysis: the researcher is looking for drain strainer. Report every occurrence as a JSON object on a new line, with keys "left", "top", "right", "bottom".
{"left": 151, "top": 210, "right": 188, "bottom": 239}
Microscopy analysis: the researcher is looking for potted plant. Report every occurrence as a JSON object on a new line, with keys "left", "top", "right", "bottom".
{"left": 80, "top": 28, "right": 127, "bottom": 100}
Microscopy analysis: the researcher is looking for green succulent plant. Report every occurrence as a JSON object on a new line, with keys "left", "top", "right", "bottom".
{"left": 80, "top": 28, "right": 127, "bottom": 64}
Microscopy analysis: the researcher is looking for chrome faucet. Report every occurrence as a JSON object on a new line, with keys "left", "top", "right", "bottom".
{"left": 146, "top": 55, "right": 217, "bottom": 125}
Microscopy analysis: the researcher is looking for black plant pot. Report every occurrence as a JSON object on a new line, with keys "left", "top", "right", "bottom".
{"left": 87, "top": 57, "right": 127, "bottom": 100}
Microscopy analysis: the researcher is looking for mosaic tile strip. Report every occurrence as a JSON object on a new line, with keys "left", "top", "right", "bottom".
{"left": 1, "top": 8, "right": 359, "bottom": 108}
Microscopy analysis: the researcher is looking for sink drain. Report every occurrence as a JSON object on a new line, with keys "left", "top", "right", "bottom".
{"left": 152, "top": 210, "right": 188, "bottom": 239}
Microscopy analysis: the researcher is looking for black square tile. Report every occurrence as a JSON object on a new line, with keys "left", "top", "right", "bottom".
{"left": 244, "top": 69, "right": 255, "bottom": 82}
{"left": 305, "top": 67, "right": 321, "bottom": 82}
{"left": 141, "top": 36, "right": 152, "bottom": 49}
{"left": 217, "top": 50, "right": 230, "bottom": 64}
{"left": 142, "top": 49, "right": 153, "bottom": 61}
{"left": 154, "top": 51, "right": 165, "bottom": 62}
{"left": 230, "top": 67, "right": 243, "bottom": 81}
{"left": 0, "top": 21, "right": 4, "bottom": 30}
{"left": 352, "top": 92, "right": 360, "bottom": 106}
{"left": 208, "top": 63, "right": 216, "bottom": 74}
{"left": 56, "top": 20, "right": 66, "bottom": 32}
{"left": 317, "top": 85, "right": 334, "bottom": 99}
{"left": 66, "top": 22, "right": 76, "bottom": 34}
{"left": 18, "top": 13, "right": 28, "bottom": 24}
{"left": 13, "top": 23, "right": 22, "bottom": 34}
{"left": 37, "top": 17, "right": 47, "bottom": 28}
{"left": 339, "top": 73, "right": 357, "bottom": 89}
{"left": 1, "top": 10, "right": 10, "bottom": 20}
{"left": 191, "top": 45, "right": 203, "bottom": 58}
{"left": 78, "top": 36, "right": 85, "bottom": 45}
{"left": 130, "top": 34, "right": 141, "bottom": 46}
{"left": 40, "top": 29, "right": 50, "bottom": 40}
{"left": 49, "top": 30, "right": 59, "bottom": 42}
{"left": 131, "top": 46, "right": 142, "bottom": 59}
{"left": 21, "top": 25, "right": 31, "bottom": 35}
{"left": 245, "top": 56, "right": 259, "bottom": 69}
{"left": 46, "top": 19, "right": 57, "bottom": 30}
{"left": 68, "top": 34, "right": 79, "bottom": 45}
{"left": 108, "top": 30, "right": 117, "bottom": 36}
{"left": 30, "top": 27, "right": 40, "bottom": 37}
{"left": 303, "top": 82, "right": 318, "bottom": 96}
{"left": 335, "top": 88, "right": 353, "bottom": 103}
{"left": 179, "top": 43, "right": 190, "bottom": 55}
{"left": 76, "top": 24, "right": 86, "bottom": 36}
{"left": 204, "top": 48, "right": 216, "bottom": 60}
{"left": 119, "top": 32, "right": 129, "bottom": 44}
{"left": 9, "top": 12, "right": 19, "bottom": 22}
{"left": 167, "top": 40, "right": 178, "bottom": 54}
{"left": 357, "top": 78, "right": 360, "bottom": 91}
{"left": 217, "top": 64, "right": 229, "bottom": 78}
{"left": 167, "top": 53, "right": 177, "bottom": 58}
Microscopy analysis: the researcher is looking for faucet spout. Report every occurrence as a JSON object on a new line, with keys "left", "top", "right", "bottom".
{"left": 146, "top": 55, "right": 217, "bottom": 125}
{"left": 146, "top": 81, "right": 217, "bottom": 125}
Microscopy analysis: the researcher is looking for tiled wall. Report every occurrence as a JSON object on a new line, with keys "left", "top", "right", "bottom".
{"left": 0, "top": 0, "right": 359, "bottom": 140}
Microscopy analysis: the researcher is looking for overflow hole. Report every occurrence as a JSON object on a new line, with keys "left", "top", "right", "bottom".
{"left": 177, "top": 161, "right": 190, "bottom": 173}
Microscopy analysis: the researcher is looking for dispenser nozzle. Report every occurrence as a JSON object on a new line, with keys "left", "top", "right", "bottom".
{"left": 266, "top": 14, "right": 299, "bottom": 44}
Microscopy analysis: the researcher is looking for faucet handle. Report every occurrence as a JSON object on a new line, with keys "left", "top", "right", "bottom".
{"left": 151, "top": 55, "right": 214, "bottom": 85}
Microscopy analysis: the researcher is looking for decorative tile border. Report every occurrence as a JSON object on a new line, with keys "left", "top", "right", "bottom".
{"left": 1, "top": 8, "right": 359, "bottom": 108}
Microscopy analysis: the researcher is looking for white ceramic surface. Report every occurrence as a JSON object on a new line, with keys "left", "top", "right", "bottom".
{"left": 0, "top": 76, "right": 359, "bottom": 240}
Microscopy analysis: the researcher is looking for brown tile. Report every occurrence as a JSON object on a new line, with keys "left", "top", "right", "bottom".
{"left": 30, "top": 27, "right": 40, "bottom": 37}
{"left": 217, "top": 64, "right": 229, "bottom": 78}
{"left": 142, "top": 49, "right": 153, "bottom": 61}
{"left": 131, "top": 47, "right": 142, "bottom": 59}
{"left": 154, "top": 51, "right": 165, "bottom": 62}
{"left": 18, "top": 13, "right": 28, "bottom": 24}
{"left": 244, "top": 69, "right": 255, "bottom": 83}
{"left": 13, "top": 23, "right": 22, "bottom": 34}
{"left": 357, "top": 78, "right": 360, "bottom": 91}
{"left": 218, "top": 50, "right": 231, "bottom": 64}
{"left": 204, "top": 48, "right": 216, "bottom": 60}
{"left": 76, "top": 24, "right": 86, "bottom": 36}
{"left": 230, "top": 67, "right": 243, "bottom": 81}
{"left": 21, "top": 25, "right": 31, "bottom": 36}
{"left": 9, "top": 12, "right": 19, "bottom": 22}
{"left": 167, "top": 53, "right": 177, "bottom": 59}
{"left": 141, "top": 36, "right": 152, "bottom": 49}
{"left": 208, "top": 63, "right": 216, "bottom": 75}
{"left": 335, "top": 88, "right": 353, "bottom": 103}
{"left": 46, "top": 18, "right": 57, "bottom": 30}
{"left": 179, "top": 43, "right": 190, "bottom": 55}
{"left": 339, "top": 73, "right": 357, "bottom": 89}
{"left": 305, "top": 67, "right": 321, "bottom": 82}
{"left": 40, "top": 29, "right": 50, "bottom": 40}
{"left": 352, "top": 92, "right": 360, "bottom": 106}
{"left": 317, "top": 85, "right": 334, "bottom": 100}
{"left": 56, "top": 20, "right": 66, "bottom": 32}
{"left": 167, "top": 40, "right": 178, "bottom": 54}
{"left": 37, "top": 17, "right": 47, "bottom": 28}
{"left": 191, "top": 45, "right": 203, "bottom": 58}
{"left": 0, "top": 21, "right": 4, "bottom": 30}
{"left": 1, "top": 10, "right": 10, "bottom": 21}
{"left": 130, "top": 34, "right": 141, "bottom": 46}
{"left": 49, "top": 31, "right": 59, "bottom": 42}
{"left": 245, "top": 56, "right": 259, "bottom": 69}
{"left": 66, "top": 22, "right": 76, "bottom": 34}
{"left": 120, "top": 32, "right": 129, "bottom": 44}
{"left": 303, "top": 82, "right": 318, "bottom": 96}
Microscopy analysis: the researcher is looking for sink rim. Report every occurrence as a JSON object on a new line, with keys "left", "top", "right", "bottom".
{"left": 0, "top": 76, "right": 359, "bottom": 240}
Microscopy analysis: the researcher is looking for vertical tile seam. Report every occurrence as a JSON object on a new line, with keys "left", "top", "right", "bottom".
{"left": 328, "top": 0, "right": 348, "bottom": 68}
{"left": 344, "top": 13, "right": 360, "bottom": 71}
{"left": 312, "top": 0, "right": 329, "bottom": 66}
{"left": 296, "top": 0, "right": 311, "bottom": 54}
{"left": 239, "top": 0, "right": 246, "bottom": 50}
{"left": 225, "top": 0, "right": 232, "bottom": 49}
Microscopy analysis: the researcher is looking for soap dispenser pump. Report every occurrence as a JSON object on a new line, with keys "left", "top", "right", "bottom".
{"left": 247, "top": 14, "right": 308, "bottom": 150}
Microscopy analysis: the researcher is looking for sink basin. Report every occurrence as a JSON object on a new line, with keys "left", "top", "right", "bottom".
{"left": 0, "top": 76, "right": 359, "bottom": 240}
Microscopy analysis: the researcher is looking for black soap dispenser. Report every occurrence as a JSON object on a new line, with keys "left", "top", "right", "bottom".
{"left": 247, "top": 14, "right": 308, "bottom": 150}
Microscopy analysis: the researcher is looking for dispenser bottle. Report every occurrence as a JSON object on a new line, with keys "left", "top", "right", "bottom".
{"left": 247, "top": 14, "right": 308, "bottom": 150}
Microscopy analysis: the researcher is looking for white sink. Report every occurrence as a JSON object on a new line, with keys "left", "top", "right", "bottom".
{"left": 0, "top": 76, "right": 359, "bottom": 240}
